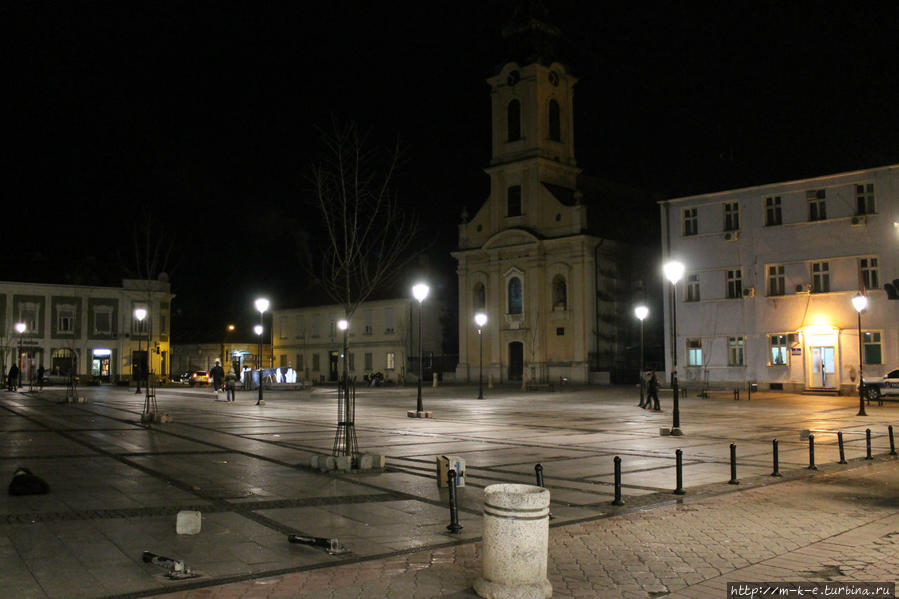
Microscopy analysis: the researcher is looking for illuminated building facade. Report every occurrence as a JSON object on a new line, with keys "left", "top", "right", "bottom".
{"left": 661, "top": 164, "right": 899, "bottom": 394}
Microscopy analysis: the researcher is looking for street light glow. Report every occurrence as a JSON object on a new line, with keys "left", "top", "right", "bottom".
{"left": 254, "top": 324, "right": 263, "bottom": 336}
{"left": 474, "top": 312, "right": 487, "bottom": 328}
{"left": 15, "top": 322, "right": 26, "bottom": 334}
{"left": 852, "top": 294, "right": 868, "bottom": 313}
{"left": 254, "top": 298, "right": 270, "bottom": 313}
{"left": 663, "top": 260, "right": 685, "bottom": 284}
{"left": 634, "top": 305, "right": 649, "bottom": 321}
{"left": 338, "top": 319, "right": 348, "bottom": 331}
{"left": 134, "top": 308, "right": 147, "bottom": 321}
{"left": 412, "top": 282, "right": 430, "bottom": 303}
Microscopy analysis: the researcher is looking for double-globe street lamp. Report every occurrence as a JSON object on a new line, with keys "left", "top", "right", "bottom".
{"left": 474, "top": 312, "right": 487, "bottom": 400}
{"left": 634, "top": 305, "right": 649, "bottom": 406}
{"left": 852, "top": 293, "right": 868, "bottom": 417}
{"left": 15, "top": 322, "right": 25, "bottom": 390}
{"left": 412, "top": 282, "right": 430, "bottom": 415}
{"left": 663, "top": 260, "right": 685, "bottom": 436}
{"left": 133, "top": 308, "right": 147, "bottom": 394}
{"left": 255, "top": 298, "right": 269, "bottom": 406}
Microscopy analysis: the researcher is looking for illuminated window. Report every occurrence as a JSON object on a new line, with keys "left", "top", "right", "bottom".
{"left": 807, "top": 189, "right": 827, "bottom": 221}
{"left": 860, "top": 257, "right": 879, "bottom": 291}
{"left": 57, "top": 305, "right": 75, "bottom": 334}
{"left": 723, "top": 202, "right": 740, "bottom": 231}
{"left": 767, "top": 265, "right": 785, "bottom": 296}
{"left": 687, "top": 339, "right": 702, "bottom": 366}
{"left": 863, "top": 331, "right": 882, "bottom": 364}
{"left": 765, "top": 196, "right": 782, "bottom": 226}
{"left": 769, "top": 334, "right": 789, "bottom": 365}
{"left": 728, "top": 336, "right": 745, "bottom": 366}
{"left": 811, "top": 262, "right": 830, "bottom": 293}
{"left": 508, "top": 277, "right": 523, "bottom": 314}
{"left": 726, "top": 269, "right": 742, "bottom": 299}
{"left": 683, "top": 208, "right": 698, "bottom": 236}
{"left": 856, "top": 183, "right": 875, "bottom": 215}
{"left": 386, "top": 352, "right": 396, "bottom": 370}
{"left": 685, "top": 273, "right": 700, "bottom": 302}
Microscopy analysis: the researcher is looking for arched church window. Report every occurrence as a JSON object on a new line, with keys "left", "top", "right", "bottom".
{"left": 473, "top": 282, "right": 486, "bottom": 310}
{"left": 552, "top": 275, "right": 567, "bottom": 310}
{"left": 507, "top": 185, "right": 522, "bottom": 217}
{"left": 507, "top": 100, "right": 521, "bottom": 141}
{"left": 508, "top": 277, "right": 523, "bottom": 314}
{"left": 548, "top": 99, "right": 561, "bottom": 142}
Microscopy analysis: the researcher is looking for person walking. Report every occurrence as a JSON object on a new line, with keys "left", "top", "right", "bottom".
{"left": 646, "top": 370, "right": 661, "bottom": 411}
{"left": 7, "top": 363, "right": 20, "bottom": 391}
{"left": 210, "top": 359, "right": 225, "bottom": 399}
{"left": 37, "top": 365, "right": 45, "bottom": 391}
{"left": 225, "top": 367, "right": 238, "bottom": 402}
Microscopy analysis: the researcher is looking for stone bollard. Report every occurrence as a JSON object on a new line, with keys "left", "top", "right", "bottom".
{"left": 474, "top": 484, "right": 551, "bottom": 599}
{"left": 433, "top": 372, "right": 438, "bottom": 388}
{"left": 488, "top": 374, "right": 495, "bottom": 390}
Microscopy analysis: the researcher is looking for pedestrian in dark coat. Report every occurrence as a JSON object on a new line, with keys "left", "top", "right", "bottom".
{"left": 210, "top": 360, "right": 225, "bottom": 398}
{"left": 646, "top": 370, "right": 660, "bottom": 411}
{"left": 7, "top": 364, "right": 20, "bottom": 391}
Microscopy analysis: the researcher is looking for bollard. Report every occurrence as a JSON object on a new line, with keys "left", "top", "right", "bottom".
{"left": 433, "top": 372, "right": 438, "bottom": 388}
{"left": 866, "top": 429, "right": 873, "bottom": 460}
{"left": 535, "top": 464, "right": 553, "bottom": 519}
{"left": 733, "top": 389, "right": 740, "bottom": 401}
{"left": 473, "top": 484, "right": 552, "bottom": 599}
{"left": 288, "top": 534, "right": 348, "bottom": 555}
{"left": 611, "top": 456, "right": 624, "bottom": 505}
{"left": 771, "top": 439, "right": 782, "bottom": 477}
{"left": 446, "top": 469, "right": 463, "bottom": 533}
{"left": 747, "top": 381, "right": 752, "bottom": 401}
{"left": 674, "top": 449, "right": 685, "bottom": 495}
{"left": 728, "top": 443, "right": 739, "bottom": 484}
{"left": 808, "top": 434, "right": 818, "bottom": 470}
{"left": 838, "top": 432, "right": 847, "bottom": 464}
{"left": 889, "top": 425, "right": 897, "bottom": 456}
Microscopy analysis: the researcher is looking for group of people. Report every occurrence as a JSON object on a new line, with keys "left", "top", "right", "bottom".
{"left": 6, "top": 364, "right": 46, "bottom": 392}
{"left": 638, "top": 369, "right": 661, "bottom": 411}
{"left": 209, "top": 360, "right": 238, "bottom": 401}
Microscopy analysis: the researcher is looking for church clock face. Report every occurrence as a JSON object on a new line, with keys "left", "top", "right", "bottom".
{"left": 549, "top": 70, "right": 559, "bottom": 86}
{"left": 507, "top": 70, "right": 520, "bottom": 86}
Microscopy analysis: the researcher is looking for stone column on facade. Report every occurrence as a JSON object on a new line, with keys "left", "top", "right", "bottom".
{"left": 457, "top": 260, "right": 470, "bottom": 380}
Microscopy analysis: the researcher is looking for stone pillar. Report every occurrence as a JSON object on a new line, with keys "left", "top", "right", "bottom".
{"left": 474, "top": 484, "right": 551, "bottom": 599}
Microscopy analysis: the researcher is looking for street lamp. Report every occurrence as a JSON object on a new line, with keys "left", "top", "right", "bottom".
{"left": 15, "top": 322, "right": 25, "bottom": 390}
{"left": 337, "top": 319, "right": 348, "bottom": 384}
{"left": 223, "top": 324, "right": 235, "bottom": 371}
{"left": 254, "top": 296, "right": 269, "bottom": 406}
{"left": 412, "top": 282, "right": 430, "bottom": 414}
{"left": 852, "top": 293, "right": 868, "bottom": 417}
{"left": 474, "top": 312, "right": 487, "bottom": 400}
{"left": 663, "top": 260, "right": 685, "bottom": 436}
{"left": 133, "top": 308, "right": 147, "bottom": 394}
{"left": 635, "top": 305, "right": 649, "bottom": 406}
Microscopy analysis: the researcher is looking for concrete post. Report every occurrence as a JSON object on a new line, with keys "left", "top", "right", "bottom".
{"left": 474, "top": 484, "right": 551, "bottom": 599}
{"left": 433, "top": 372, "right": 438, "bottom": 388}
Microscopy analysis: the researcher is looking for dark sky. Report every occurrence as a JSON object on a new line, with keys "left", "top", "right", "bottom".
{"left": 6, "top": 2, "right": 899, "bottom": 341}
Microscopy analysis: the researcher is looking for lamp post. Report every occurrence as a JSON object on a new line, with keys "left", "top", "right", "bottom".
{"left": 15, "top": 322, "right": 25, "bottom": 390}
{"left": 852, "top": 293, "right": 868, "bottom": 417}
{"left": 475, "top": 312, "right": 487, "bottom": 400}
{"left": 223, "top": 324, "right": 235, "bottom": 371}
{"left": 663, "top": 260, "right": 685, "bottom": 436}
{"left": 337, "top": 319, "right": 348, "bottom": 384}
{"left": 133, "top": 308, "right": 147, "bottom": 394}
{"left": 254, "top": 297, "right": 269, "bottom": 406}
{"left": 412, "top": 282, "right": 430, "bottom": 414}
{"left": 635, "top": 305, "right": 649, "bottom": 406}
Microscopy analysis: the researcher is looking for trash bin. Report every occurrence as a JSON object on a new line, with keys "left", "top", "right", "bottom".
{"left": 436, "top": 455, "right": 465, "bottom": 487}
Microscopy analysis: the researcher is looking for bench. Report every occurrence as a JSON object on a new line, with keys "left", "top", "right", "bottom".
{"left": 526, "top": 382, "right": 555, "bottom": 392}
{"left": 698, "top": 388, "right": 742, "bottom": 400}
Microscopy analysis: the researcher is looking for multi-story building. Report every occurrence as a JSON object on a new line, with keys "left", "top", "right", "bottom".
{"left": 0, "top": 278, "right": 174, "bottom": 384}
{"left": 660, "top": 165, "right": 899, "bottom": 394}
{"left": 272, "top": 297, "right": 444, "bottom": 384}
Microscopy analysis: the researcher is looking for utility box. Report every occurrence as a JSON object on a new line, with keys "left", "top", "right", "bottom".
{"left": 436, "top": 455, "right": 466, "bottom": 487}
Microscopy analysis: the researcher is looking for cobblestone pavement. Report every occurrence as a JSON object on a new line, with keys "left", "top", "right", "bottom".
{"left": 1, "top": 384, "right": 897, "bottom": 598}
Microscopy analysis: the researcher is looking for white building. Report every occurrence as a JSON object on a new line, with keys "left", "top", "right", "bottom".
{"left": 0, "top": 278, "right": 174, "bottom": 384}
{"left": 660, "top": 164, "right": 899, "bottom": 394}
{"left": 272, "top": 297, "right": 445, "bottom": 384}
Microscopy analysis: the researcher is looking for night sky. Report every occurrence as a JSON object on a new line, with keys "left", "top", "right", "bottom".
{"left": 6, "top": 2, "right": 899, "bottom": 342}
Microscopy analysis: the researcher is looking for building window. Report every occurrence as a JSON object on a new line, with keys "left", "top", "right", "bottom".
{"left": 312, "top": 353, "right": 320, "bottom": 371}
{"left": 295, "top": 314, "right": 305, "bottom": 338}
{"left": 860, "top": 257, "right": 879, "bottom": 291}
{"left": 384, "top": 308, "right": 395, "bottom": 335}
{"left": 132, "top": 306, "right": 148, "bottom": 334}
{"left": 507, "top": 185, "right": 522, "bottom": 217}
{"left": 767, "top": 265, "right": 785, "bottom": 296}
{"left": 386, "top": 352, "right": 395, "bottom": 370}
{"left": 297, "top": 354, "right": 304, "bottom": 371}
{"left": 552, "top": 275, "right": 567, "bottom": 310}
{"left": 685, "top": 273, "right": 700, "bottom": 302}
{"left": 769, "top": 334, "right": 789, "bottom": 365}
{"left": 348, "top": 352, "right": 354, "bottom": 371}
{"left": 311, "top": 314, "right": 320, "bottom": 338}
{"left": 364, "top": 352, "right": 373, "bottom": 371}
{"left": 723, "top": 202, "right": 740, "bottom": 231}
{"left": 364, "top": 310, "right": 373, "bottom": 335}
{"left": 94, "top": 307, "right": 112, "bottom": 335}
{"left": 765, "top": 196, "right": 782, "bottom": 226}
{"left": 280, "top": 316, "right": 288, "bottom": 339}
{"left": 856, "top": 183, "right": 875, "bottom": 215}
{"left": 548, "top": 99, "right": 561, "bottom": 141}
{"left": 811, "top": 262, "right": 830, "bottom": 293}
{"left": 726, "top": 269, "right": 743, "bottom": 299}
{"left": 728, "top": 336, "right": 745, "bottom": 366}
{"left": 57, "top": 305, "right": 75, "bottom": 334}
{"left": 20, "top": 303, "right": 38, "bottom": 333}
{"left": 863, "top": 331, "right": 882, "bottom": 364}
{"left": 807, "top": 189, "right": 827, "bottom": 221}
{"left": 683, "top": 208, "right": 698, "bottom": 236}
{"left": 507, "top": 99, "right": 521, "bottom": 141}
{"left": 687, "top": 339, "right": 702, "bottom": 366}
{"left": 556, "top": 327, "right": 564, "bottom": 336}
{"left": 473, "top": 282, "right": 486, "bottom": 310}
{"left": 280, "top": 354, "right": 287, "bottom": 367}
{"left": 508, "top": 276, "right": 523, "bottom": 314}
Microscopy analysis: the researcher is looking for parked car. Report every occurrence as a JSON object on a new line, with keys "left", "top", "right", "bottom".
{"left": 188, "top": 370, "right": 210, "bottom": 387}
{"left": 862, "top": 367, "right": 899, "bottom": 402}
{"left": 176, "top": 372, "right": 191, "bottom": 384}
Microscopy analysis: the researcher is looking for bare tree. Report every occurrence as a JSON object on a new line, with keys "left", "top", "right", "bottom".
{"left": 307, "top": 121, "right": 421, "bottom": 321}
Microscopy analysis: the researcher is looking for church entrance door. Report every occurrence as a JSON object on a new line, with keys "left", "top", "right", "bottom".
{"left": 508, "top": 342, "right": 523, "bottom": 381}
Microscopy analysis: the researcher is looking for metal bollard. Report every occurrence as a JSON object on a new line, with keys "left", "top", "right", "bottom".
{"left": 674, "top": 449, "right": 685, "bottom": 495}
{"left": 446, "top": 469, "right": 463, "bottom": 533}
{"left": 535, "top": 463, "right": 554, "bottom": 519}
{"left": 889, "top": 425, "right": 897, "bottom": 456}
{"left": 838, "top": 432, "right": 847, "bottom": 464}
{"left": 733, "top": 389, "right": 740, "bottom": 401}
{"left": 808, "top": 434, "right": 818, "bottom": 470}
{"left": 866, "top": 429, "right": 873, "bottom": 460}
{"left": 771, "top": 439, "right": 782, "bottom": 477}
{"left": 611, "top": 456, "right": 624, "bottom": 505}
{"left": 729, "top": 443, "right": 739, "bottom": 484}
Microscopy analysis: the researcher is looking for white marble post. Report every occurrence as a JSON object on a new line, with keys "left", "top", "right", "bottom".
{"left": 474, "top": 484, "right": 552, "bottom": 599}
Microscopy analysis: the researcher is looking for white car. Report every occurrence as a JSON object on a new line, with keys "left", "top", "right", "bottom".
{"left": 862, "top": 367, "right": 899, "bottom": 402}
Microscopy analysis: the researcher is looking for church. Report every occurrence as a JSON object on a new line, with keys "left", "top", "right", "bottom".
{"left": 453, "top": 18, "right": 657, "bottom": 385}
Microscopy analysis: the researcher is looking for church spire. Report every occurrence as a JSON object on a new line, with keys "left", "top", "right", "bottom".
{"left": 500, "top": 1, "right": 562, "bottom": 68}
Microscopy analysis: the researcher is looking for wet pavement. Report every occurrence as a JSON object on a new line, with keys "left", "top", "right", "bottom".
{"left": 1, "top": 383, "right": 897, "bottom": 598}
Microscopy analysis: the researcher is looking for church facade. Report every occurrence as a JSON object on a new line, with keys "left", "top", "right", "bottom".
{"left": 453, "top": 57, "right": 652, "bottom": 385}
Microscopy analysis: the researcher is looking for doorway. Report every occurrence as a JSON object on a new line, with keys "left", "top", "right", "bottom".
{"left": 809, "top": 346, "right": 836, "bottom": 389}
{"left": 328, "top": 351, "right": 339, "bottom": 382}
{"left": 508, "top": 342, "right": 523, "bottom": 381}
